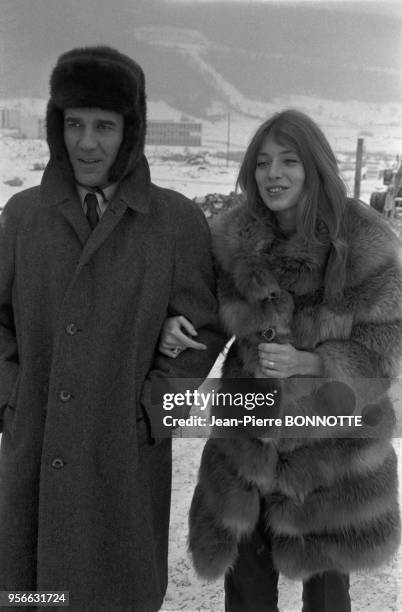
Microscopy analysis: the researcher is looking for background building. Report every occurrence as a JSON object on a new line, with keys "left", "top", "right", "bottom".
{"left": 146, "top": 121, "right": 202, "bottom": 147}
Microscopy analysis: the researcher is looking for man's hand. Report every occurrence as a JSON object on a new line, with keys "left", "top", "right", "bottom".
{"left": 159, "top": 315, "right": 207, "bottom": 358}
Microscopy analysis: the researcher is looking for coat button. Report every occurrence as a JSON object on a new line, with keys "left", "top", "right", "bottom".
{"left": 66, "top": 323, "right": 78, "bottom": 335}
{"left": 59, "top": 390, "right": 72, "bottom": 402}
{"left": 262, "top": 327, "right": 276, "bottom": 342}
{"left": 51, "top": 457, "right": 65, "bottom": 469}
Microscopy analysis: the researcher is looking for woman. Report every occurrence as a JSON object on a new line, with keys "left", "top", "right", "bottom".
{"left": 160, "top": 110, "right": 402, "bottom": 612}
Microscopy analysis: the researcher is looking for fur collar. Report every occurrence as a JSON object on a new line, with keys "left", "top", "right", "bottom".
{"left": 210, "top": 198, "right": 400, "bottom": 301}
{"left": 210, "top": 203, "right": 330, "bottom": 297}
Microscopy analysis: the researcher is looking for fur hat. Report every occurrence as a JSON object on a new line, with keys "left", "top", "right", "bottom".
{"left": 46, "top": 46, "right": 147, "bottom": 182}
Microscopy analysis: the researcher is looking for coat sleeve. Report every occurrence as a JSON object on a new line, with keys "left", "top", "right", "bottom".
{"left": 0, "top": 199, "right": 20, "bottom": 430}
{"left": 315, "top": 240, "right": 402, "bottom": 409}
{"left": 140, "top": 203, "right": 228, "bottom": 440}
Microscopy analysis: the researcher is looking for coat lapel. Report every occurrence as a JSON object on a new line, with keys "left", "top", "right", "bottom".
{"left": 78, "top": 198, "right": 128, "bottom": 267}
{"left": 58, "top": 199, "right": 92, "bottom": 246}
{"left": 40, "top": 162, "right": 91, "bottom": 246}
{"left": 39, "top": 156, "right": 152, "bottom": 266}
{"left": 78, "top": 157, "right": 152, "bottom": 266}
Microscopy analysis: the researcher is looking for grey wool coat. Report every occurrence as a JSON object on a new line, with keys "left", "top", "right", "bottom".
{"left": 0, "top": 156, "right": 225, "bottom": 611}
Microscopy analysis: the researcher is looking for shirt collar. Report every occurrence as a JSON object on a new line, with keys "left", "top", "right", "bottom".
{"left": 39, "top": 156, "right": 152, "bottom": 215}
{"left": 76, "top": 183, "right": 118, "bottom": 216}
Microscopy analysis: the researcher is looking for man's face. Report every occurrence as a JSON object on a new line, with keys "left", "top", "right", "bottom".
{"left": 64, "top": 108, "right": 124, "bottom": 188}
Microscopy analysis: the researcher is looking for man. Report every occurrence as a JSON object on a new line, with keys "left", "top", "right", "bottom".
{"left": 0, "top": 46, "right": 225, "bottom": 611}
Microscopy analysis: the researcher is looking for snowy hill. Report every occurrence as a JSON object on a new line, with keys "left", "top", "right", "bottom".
{"left": 1, "top": 1, "right": 400, "bottom": 154}
{"left": 1, "top": 0, "right": 400, "bottom": 120}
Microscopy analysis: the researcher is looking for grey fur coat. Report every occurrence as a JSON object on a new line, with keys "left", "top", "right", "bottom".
{"left": 189, "top": 199, "right": 402, "bottom": 581}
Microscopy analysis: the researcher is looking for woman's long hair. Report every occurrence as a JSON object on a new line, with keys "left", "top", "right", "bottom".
{"left": 236, "top": 109, "right": 348, "bottom": 300}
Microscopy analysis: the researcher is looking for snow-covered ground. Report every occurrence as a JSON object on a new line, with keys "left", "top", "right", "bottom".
{"left": 0, "top": 130, "right": 401, "bottom": 611}
{"left": 166, "top": 438, "right": 402, "bottom": 612}
{"left": 0, "top": 129, "right": 389, "bottom": 206}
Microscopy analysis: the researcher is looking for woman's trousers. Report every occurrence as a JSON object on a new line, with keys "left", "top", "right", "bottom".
{"left": 224, "top": 507, "right": 351, "bottom": 612}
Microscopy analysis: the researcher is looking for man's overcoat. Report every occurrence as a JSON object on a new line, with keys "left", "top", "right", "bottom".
{"left": 0, "top": 157, "right": 224, "bottom": 611}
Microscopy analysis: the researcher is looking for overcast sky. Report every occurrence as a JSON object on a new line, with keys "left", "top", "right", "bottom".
{"left": 165, "top": 0, "right": 402, "bottom": 15}
{"left": 1, "top": 0, "right": 400, "bottom": 107}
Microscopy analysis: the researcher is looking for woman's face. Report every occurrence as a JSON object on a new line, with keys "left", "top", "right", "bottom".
{"left": 255, "top": 134, "right": 306, "bottom": 227}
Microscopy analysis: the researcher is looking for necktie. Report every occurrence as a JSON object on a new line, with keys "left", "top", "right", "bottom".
{"left": 85, "top": 193, "right": 99, "bottom": 230}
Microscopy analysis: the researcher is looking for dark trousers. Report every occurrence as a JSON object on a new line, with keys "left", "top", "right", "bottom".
{"left": 224, "top": 511, "right": 351, "bottom": 612}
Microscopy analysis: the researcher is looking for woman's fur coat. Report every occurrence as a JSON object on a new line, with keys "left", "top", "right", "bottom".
{"left": 188, "top": 198, "right": 402, "bottom": 581}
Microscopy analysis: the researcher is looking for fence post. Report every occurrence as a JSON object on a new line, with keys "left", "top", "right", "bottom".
{"left": 226, "top": 112, "right": 231, "bottom": 167}
{"left": 354, "top": 137, "right": 364, "bottom": 199}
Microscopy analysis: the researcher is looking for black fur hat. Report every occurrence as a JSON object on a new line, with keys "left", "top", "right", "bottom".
{"left": 46, "top": 46, "right": 147, "bottom": 182}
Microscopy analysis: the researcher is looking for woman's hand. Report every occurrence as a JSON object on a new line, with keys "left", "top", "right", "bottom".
{"left": 257, "top": 343, "right": 323, "bottom": 378}
{"left": 159, "top": 315, "right": 207, "bottom": 358}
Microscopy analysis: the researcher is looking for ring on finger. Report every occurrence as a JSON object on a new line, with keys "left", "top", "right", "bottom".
{"left": 171, "top": 347, "right": 181, "bottom": 354}
{"left": 268, "top": 360, "right": 275, "bottom": 368}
